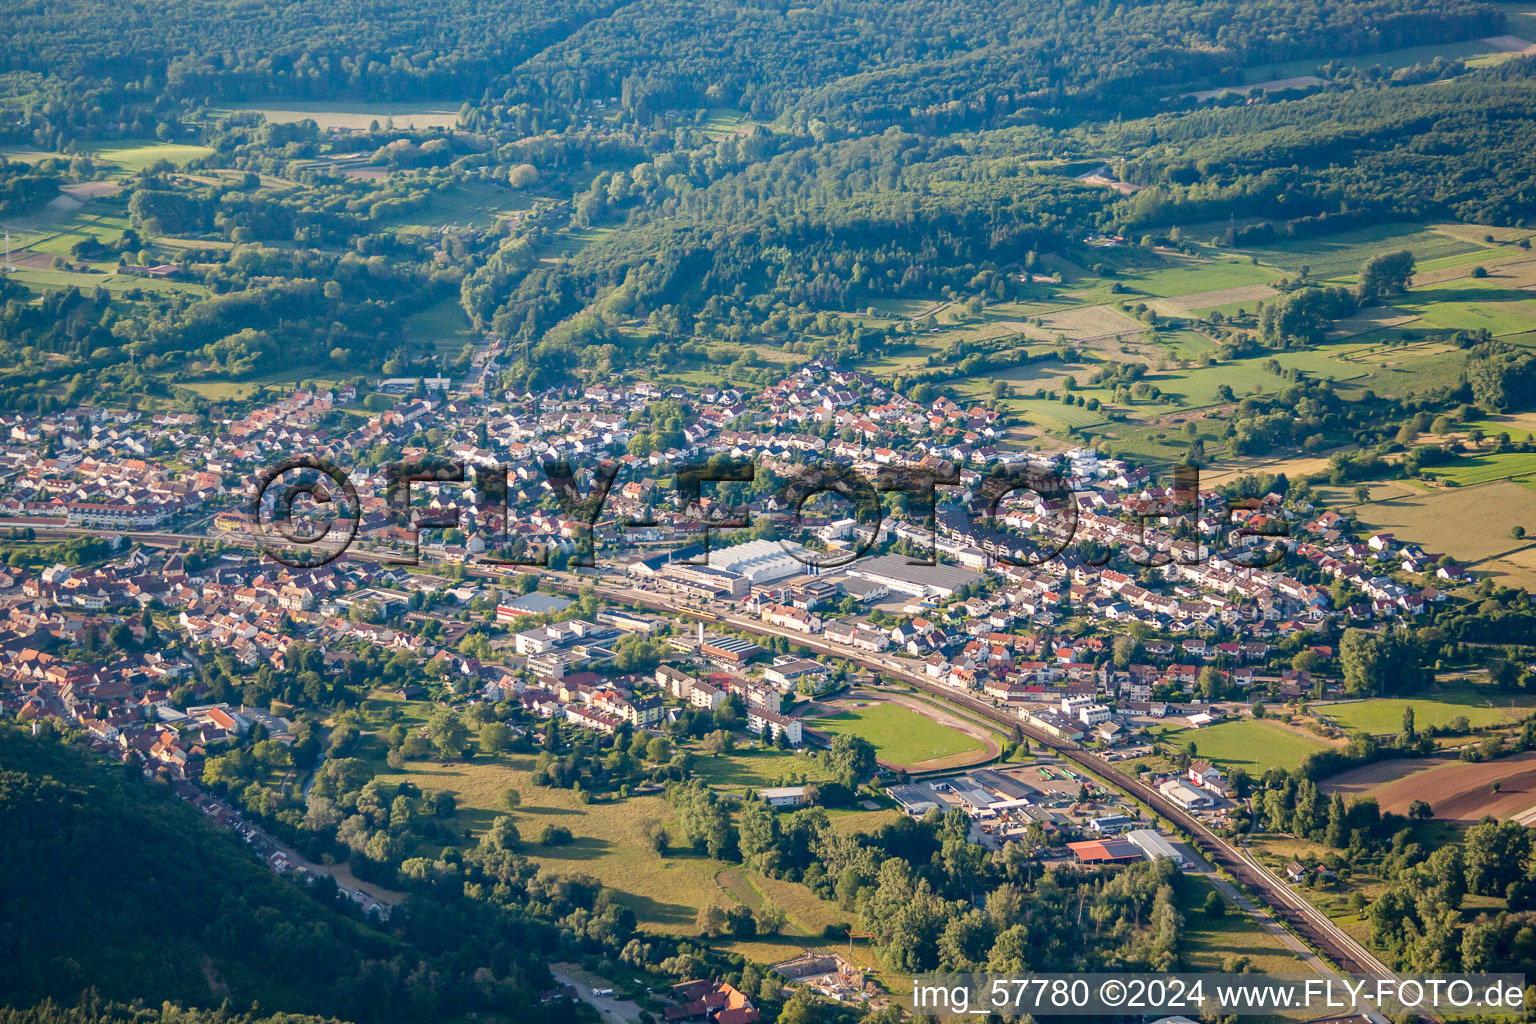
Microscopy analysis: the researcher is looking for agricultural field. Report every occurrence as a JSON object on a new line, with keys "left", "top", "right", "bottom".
{"left": 2, "top": 140, "right": 214, "bottom": 171}
{"left": 1430, "top": 451, "right": 1536, "bottom": 487}
{"left": 805, "top": 700, "right": 988, "bottom": 770}
{"left": 1153, "top": 718, "right": 1331, "bottom": 775}
{"left": 1311, "top": 691, "right": 1536, "bottom": 735}
{"left": 1400, "top": 278, "right": 1536, "bottom": 337}
{"left": 1348, "top": 480, "right": 1536, "bottom": 585}
{"left": 1236, "top": 222, "right": 1484, "bottom": 280}
{"left": 1331, "top": 750, "right": 1536, "bottom": 822}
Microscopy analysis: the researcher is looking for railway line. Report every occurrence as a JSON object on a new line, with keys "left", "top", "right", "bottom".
{"left": 544, "top": 574, "right": 1396, "bottom": 981}
{"left": 32, "top": 527, "right": 1390, "bottom": 980}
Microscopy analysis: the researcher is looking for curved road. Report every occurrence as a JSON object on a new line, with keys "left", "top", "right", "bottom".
{"left": 537, "top": 571, "right": 1395, "bottom": 980}
{"left": 55, "top": 526, "right": 1392, "bottom": 979}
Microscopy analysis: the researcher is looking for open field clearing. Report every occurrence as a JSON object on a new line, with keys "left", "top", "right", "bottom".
{"left": 1168, "top": 283, "right": 1278, "bottom": 312}
{"left": 1319, "top": 757, "right": 1444, "bottom": 801}
{"left": 1199, "top": 452, "right": 1340, "bottom": 487}
{"left": 1152, "top": 718, "right": 1329, "bottom": 774}
{"left": 384, "top": 750, "right": 852, "bottom": 959}
{"left": 1135, "top": 348, "right": 1364, "bottom": 408}
{"left": 1006, "top": 397, "right": 1109, "bottom": 432}
{"left": 1218, "top": 38, "right": 1510, "bottom": 89}
{"left": 2, "top": 140, "right": 214, "bottom": 171}
{"left": 690, "top": 746, "right": 837, "bottom": 798}
{"left": 1348, "top": 750, "right": 1536, "bottom": 822}
{"left": 1351, "top": 480, "right": 1536, "bottom": 571}
{"left": 1400, "top": 279, "right": 1536, "bottom": 336}
{"left": 1326, "top": 305, "right": 1419, "bottom": 339}
{"left": 1187, "top": 74, "right": 1323, "bottom": 101}
{"left": 1431, "top": 451, "right": 1536, "bottom": 487}
{"left": 399, "top": 298, "right": 477, "bottom": 358}
{"left": 1176, "top": 874, "right": 1313, "bottom": 974}
{"left": 1119, "top": 253, "right": 1276, "bottom": 299}
{"left": 1312, "top": 691, "right": 1536, "bottom": 735}
{"left": 1239, "top": 222, "right": 1482, "bottom": 279}
{"left": 1412, "top": 250, "right": 1536, "bottom": 286}
{"left": 1035, "top": 303, "right": 1145, "bottom": 342}
{"left": 215, "top": 102, "right": 463, "bottom": 131}
{"left": 805, "top": 699, "right": 989, "bottom": 770}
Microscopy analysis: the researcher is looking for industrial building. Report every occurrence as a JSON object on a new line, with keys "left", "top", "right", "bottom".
{"left": 843, "top": 553, "right": 981, "bottom": 599}
{"left": 706, "top": 539, "right": 808, "bottom": 584}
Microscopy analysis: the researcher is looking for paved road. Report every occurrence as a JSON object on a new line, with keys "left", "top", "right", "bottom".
{"left": 534, "top": 571, "right": 1398, "bottom": 981}
{"left": 549, "top": 967, "right": 642, "bottom": 1024}
{"left": 65, "top": 527, "right": 1394, "bottom": 980}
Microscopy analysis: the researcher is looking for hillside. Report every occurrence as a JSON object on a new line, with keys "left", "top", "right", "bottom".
{"left": 0, "top": 728, "right": 563, "bottom": 1023}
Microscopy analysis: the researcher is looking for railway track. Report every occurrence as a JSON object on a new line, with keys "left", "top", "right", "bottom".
{"left": 543, "top": 576, "right": 1395, "bottom": 979}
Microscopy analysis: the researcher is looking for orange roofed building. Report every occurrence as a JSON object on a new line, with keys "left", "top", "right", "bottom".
{"left": 665, "top": 980, "right": 760, "bottom": 1024}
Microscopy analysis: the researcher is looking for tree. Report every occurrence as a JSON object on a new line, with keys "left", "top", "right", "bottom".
{"left": 1203, "top": 890, "right": 1226, "bottom": 918}
{"left": 426, "top": 708, "right": 469, "bottom": 760}
{"left": 1355, "top": 249, "right": 1415, "bottom": 305}
{"left": 646, "top": 736, "right": 673, "bottom": 762}
{"left": 1197, "top": 666, "right": 1224, "bottom": 701}
{"left": 827, "top": 734, "right": 876, "bottom": 787}
{"left": 1401, "top": 704, "right": 1416, "bottom": 741}
{"left": 757, "top": 902, "right": 788, "bottom": 936}
{"left": 499, "top": 787, "right": 522, "bottom": 812}
{"left": 695, "top": 904, "right": 729, "bottom": 937}
{"left": 1340, "top": 628, "right": 1385, "bottom": 697}
{"left": 642, "top": 817, "right": 669, "bottom": 855}
{"left": 537, "top": 824, "right": 573, "bottom": 845}
{"left": 480, "top": 721, "right": 510, "bottom": 755}
{"left": 1326, "top": 793, "right": 1348, "bottom": 848}
{"left": 1408, "top": 799, "right": 1433, "bottom": 820}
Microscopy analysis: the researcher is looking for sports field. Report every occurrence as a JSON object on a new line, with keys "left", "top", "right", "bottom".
{"left": 1155, "top": 718, "right": 1329, "bottom": 774}
{"left": 808, "top": 701, "right": 986, "bottom": 768}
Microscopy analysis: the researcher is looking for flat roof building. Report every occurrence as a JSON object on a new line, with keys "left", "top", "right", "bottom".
{"left": 844, "top": 553, "right": 981, "bottom": 599}
{"left": 1126, "top": 829, "right": 1190, "bottom": 868}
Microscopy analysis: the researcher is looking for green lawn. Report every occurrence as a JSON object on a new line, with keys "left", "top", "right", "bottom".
{"left": 1175, "top": 874, "right": 1312, "bottom": 974}
{"left": 808, "top": 702, "right": 985, "bottom": 767}
{"left": 1312, "top": 692, "right": 1536, "bottom": 735}
{"left": 1155, "top": 718, "right": 1329, "bottom": 774}
{"left": 690, "top": 746, "right": 836, "bottom": 797}
{"left": 1432, "top": 451, "right": 1536, "bottom": 487}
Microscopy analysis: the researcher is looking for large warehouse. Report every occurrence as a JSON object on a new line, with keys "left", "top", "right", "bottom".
{"left": 706, "top": 538, "right": 807, "bottom": 584}
{"left": 844, "top": 553, "right": 981, "bottom": 599}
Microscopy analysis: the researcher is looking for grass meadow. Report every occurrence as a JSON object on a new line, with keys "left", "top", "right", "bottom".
{"left": 806, "top": 702, "right": 985, "bottom": 767}
{"left": 1312, "top": 692, "right": 1536, "bottom": 735}
{"left": 1153, "top": 718, "right": 1330, "bottom": 774}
